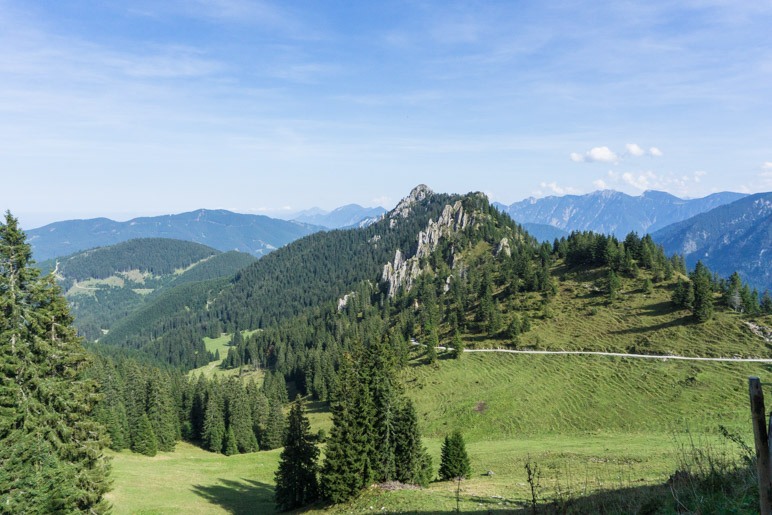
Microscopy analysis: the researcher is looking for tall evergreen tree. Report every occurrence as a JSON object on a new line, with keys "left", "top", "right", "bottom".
{"left": 321, "top": 354, "right": 369, "bottom": 504}
{"left": 691, "top": 261, "right": 714, "bottom": 323}
{"left": 438, "top": 430, "right": 472, "bottom": 481}
{"left": 132, "top": 413, "right": 158, "bottom": 457}
{"left": 262, "top": 399, "right": 286, "bottom": 451}
{"left": 225, "top": 379, "right": 259, "bottom": 453}
{"left": 392, "top": 400, "right": 433, "bottom": 486}
{"left": 202, "top": 384, "right": 226, "bottom": 453}
{"left": 0, "top": 212, "right": 110, "bottom": 512}
{"left": 274, "top": 400, "right": 320, "bottom": 511}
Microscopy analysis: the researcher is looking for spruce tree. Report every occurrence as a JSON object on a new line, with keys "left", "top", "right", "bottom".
{"left": 393, "top": 400, "right": 433, "bottom": 486}
{"left": 0, "top": 212, "right": 110, "bottom": 512}
{"left": 146, "top": 371, "right": 178, "bottom": 452}
{"left": 225, "top": 379, "right": 258, "bottom": 453}
{"left": 202, "top": 385, "right": 226, "bottom": 453}
{"left": 450, "top": 331, "right": 464, "bottom": 359}
{"left": 132, "top": 413, "right": 158, "bottom": 457}
{"left": 321, "top": 354, "right": 369, "bottom": 503}
{"left": 275, "top": 400, "right": 320, "bottom": 511}
{"left": 761, "top": 291, "right": 772, "bottom": 315}
{"left": 438, "top": 430, "right": 471, "bottom": 481}
{"left": 223, "top": 426, "right": 238, "bottom": 456}
{"left": 691, "top": 261, "right": 714, "bottom": 323}
{"left": 262, "top": 399, "right": 286, "bottom": 451}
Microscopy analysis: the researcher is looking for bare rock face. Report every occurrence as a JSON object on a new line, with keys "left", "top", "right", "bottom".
{"left": 495, "top": 237, "right": 511, "bottom": 257}
{"left": 382, "top": 200, "right": 474, "bottom": 297}
{"left": 390, "top": 184, "right": 434, "bottom": 220}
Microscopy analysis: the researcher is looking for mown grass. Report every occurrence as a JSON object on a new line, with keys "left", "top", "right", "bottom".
{"left": 109, "top": 349, "right": 769, "bottom": 513}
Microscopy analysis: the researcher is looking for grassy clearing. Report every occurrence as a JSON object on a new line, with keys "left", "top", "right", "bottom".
{"left": 189, "top": 331, "right": 263, "bottom": 381}
{"left": 110, "top": 350, "right": 767, "bottom": 513}
{"left": 106, "top": 442, "right": 280, "bottom": 514}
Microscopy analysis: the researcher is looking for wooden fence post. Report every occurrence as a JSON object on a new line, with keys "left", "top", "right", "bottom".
{"left": 750, "top": 376, "right": 772, "bottom": 515}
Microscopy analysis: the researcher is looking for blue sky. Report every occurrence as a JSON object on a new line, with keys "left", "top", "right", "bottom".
{"left": 1, "top": 0, "right": 771, "bottom": 228}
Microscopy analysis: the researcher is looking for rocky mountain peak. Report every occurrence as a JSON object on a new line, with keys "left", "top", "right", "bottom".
{"left": 390, "top": 184, "right": 434, "bottom": 220}
{"left": 382, "top": 199, "right": 473, "bottom": 297}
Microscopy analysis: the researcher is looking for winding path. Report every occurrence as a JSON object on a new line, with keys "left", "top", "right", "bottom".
{"left": 410, "top": 340, "right": 772, "bottom": 364}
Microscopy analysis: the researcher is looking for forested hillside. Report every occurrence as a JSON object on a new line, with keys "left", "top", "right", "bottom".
{"left": 39, "top": 238, "right": 256, "bottom": 345}
{"left": 101, "top": 185, "right": 770, "bottom": 384}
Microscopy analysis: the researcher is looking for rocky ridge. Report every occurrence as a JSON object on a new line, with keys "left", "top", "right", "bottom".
{"left": 382, "top": 197, "right": 475, "bottom": 297}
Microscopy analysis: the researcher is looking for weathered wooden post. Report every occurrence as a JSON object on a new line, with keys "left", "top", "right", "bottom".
{"left": 749, "top": 376, "right": 772, "bottom": 515}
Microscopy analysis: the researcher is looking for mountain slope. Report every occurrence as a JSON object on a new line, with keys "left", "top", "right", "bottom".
{"left": 27, "top": 209, "right": 321, "bottom": 261}
{"left": 498, "top": 190, "right": 746, "bottom": 237}
{"left": 652, "top": 192, "right": 772, "bottom": 292}
{"left": 40, "top": 238, "right": 256, "bottom": 342}
{"left": 292, "top": 204, "right": 386, "bottom": 229}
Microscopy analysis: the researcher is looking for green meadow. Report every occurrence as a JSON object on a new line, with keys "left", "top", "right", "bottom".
{"left": 109, "top": 350, "right": 768, "bottom": 513}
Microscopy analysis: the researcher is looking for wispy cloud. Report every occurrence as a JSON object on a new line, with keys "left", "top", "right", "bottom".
{"left": 571, "top": 144, "right": 663, "bottom": 164}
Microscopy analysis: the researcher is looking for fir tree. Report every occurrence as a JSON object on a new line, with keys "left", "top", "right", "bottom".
{"left": 450, "top": 331, "right": 464, "bottom": 359}
{"left": 691, "top": 261, "right": 714, "bottom": 323}
{"left": 438, "top": 430, "right": 471, "bottom": 481}
{"left": 274, "top": 400, "right": 320, "bottom": 511}
{"left": 225, "top": 379, "right": 258, "bottom": 453}
{"left": 146, "top": 371, "right": 178, "bottom": 452}
{"left": 761, "top": 291, "right": 772, "bottom": 315}
{"left": 607, "top": 269, "right": 621, "bottom": 302}
{"left": 202, "top": 385, "right": 226, "bottom": 453}
{"left": 321, "top": 355, "right": 369, "bottom": 503}
{"left": 0, "top": 212, "right": 110, "bottom": 512}
{"left": 223, "top": 426, "right": 238, "bottom": 456}
{"left": 393, "top": 400, "right": 432, "bottom": 486}
{"left": 262, "top": 399, "right": 286, "bottom": 451}
{"left": 132, "top": 413, "right": 158, "bottom": 457}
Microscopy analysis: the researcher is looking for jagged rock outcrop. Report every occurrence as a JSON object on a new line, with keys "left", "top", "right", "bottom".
{"left": 495, "top": 237, "right": 511, "bottom": 258}
{"left": 390, "top": 184, "right": 434, "bottom": 220}
{"left": 382, "top": 199, "right": 474, "bottom": 297}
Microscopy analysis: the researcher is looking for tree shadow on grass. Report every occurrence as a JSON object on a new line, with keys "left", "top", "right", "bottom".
{"left": 191, "top": 478, "right": 276, "bottom": 514}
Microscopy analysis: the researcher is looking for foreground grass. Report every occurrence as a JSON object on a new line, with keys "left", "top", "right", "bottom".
{"left": 106, "top": 442, "right": 281, "bottom": 514}
{"left": 109, "top": 351, "right": 768, "bottom": 513}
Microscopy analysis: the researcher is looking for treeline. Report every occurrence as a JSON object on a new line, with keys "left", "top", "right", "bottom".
{"left": 673, "top": 264, "right": 772, "bottom": 322}
{"left": 88, "top": 356, "right": 289, "bottom": 456}
{"left": 554, "top": 231, "right": 679, "bottom": 281}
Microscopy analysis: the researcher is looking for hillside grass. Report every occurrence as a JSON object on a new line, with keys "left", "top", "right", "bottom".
{"left": 188, "top": 331, "right": 263, "bottom": 381}
{"left": 457, "top": 262, "right": 772, "bottom": 360}
{"left": 110, "top": 350, "right": 768, "bottom": 513}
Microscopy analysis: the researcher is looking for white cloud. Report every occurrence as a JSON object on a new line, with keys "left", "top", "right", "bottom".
{"left": 625, "top": 143, "right": 645, "bottom": 157}
{"left": 572, "top": 144, "right": 663, "bottom": 164}
{"left": 593, "top": 179, "right": 607, "bottom": 189}
{"left": 762, "top": 161, "right": 772, "bottom": 171}
{"left": 570, "top": 146, "right": 618, "bottom": 163}
{"left": 539, "top": 181, "right": 580, "bottom": 195}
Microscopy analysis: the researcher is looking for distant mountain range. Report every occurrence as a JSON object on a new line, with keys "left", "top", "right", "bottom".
{"left": 27, "top": 209, "right": 321, "bottom": 261}
{"left": 495, "top": 190, "right": 747, "bottom": 238}
{"left": 652, "top": 192, "right": 772, "bottom": 293}
{"left": 292, "top": 204, "right": 386, "bottom": 229}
